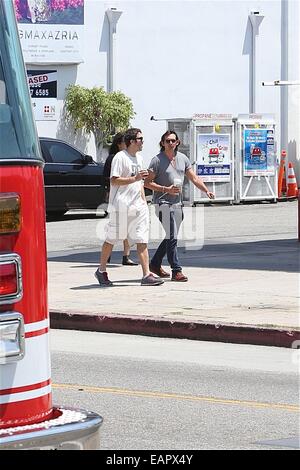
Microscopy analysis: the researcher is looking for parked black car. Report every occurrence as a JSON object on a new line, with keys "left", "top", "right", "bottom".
{"left": 39, "top": 137, "right": 108, "bottom": 216}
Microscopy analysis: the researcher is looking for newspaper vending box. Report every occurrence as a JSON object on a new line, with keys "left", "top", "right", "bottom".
{"left": 167, "top": 114, "right": 235, "bottom": 204}
{"left": 235, "top": 114, "right": 277, "bottom": 202}
{"left": 192, "top": 114, "right": 234, "bottom": 203}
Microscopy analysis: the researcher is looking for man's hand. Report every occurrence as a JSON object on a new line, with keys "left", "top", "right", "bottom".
{"left": 166, "top": 185, "right": 181, "bottom": 195}
{"left": 206, "top": 191, "right": 215, "bottom": 199}
{"left": 135, "top": 170, "right": 149, "bottom": 181}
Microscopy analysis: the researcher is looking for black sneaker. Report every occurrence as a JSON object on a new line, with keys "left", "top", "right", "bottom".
{"left": 94, "top": 269, "right": 113, "bottom": 287}
{"left": 122, "top": 256, "right": 138, "bottom": 266}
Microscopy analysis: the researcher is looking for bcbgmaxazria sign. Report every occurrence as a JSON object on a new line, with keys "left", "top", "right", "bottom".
{"left": 14, "top": 0, "right": 84, "bottom": 64}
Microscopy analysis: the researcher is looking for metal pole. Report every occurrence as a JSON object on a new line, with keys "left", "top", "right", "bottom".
{"left": 298, "top": 192, "right": 300, "bottom": 241}
{"left": 106, "top": 9, "right": 122, "bottom": 93}
{"left": 250, "top": 22, "right": 256, "bottom": 113}
{"left": 281, "top": 0, "right": 289, "bottom": 154}
{"left": 249, "top": 12, "right": 264, "bottom": 113}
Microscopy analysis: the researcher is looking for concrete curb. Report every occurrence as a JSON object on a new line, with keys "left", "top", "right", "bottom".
{"left": 50, "top": 310, "right": 300, "bottom": 348}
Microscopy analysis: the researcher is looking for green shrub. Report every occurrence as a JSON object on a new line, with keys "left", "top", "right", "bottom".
{"left": 65, "top": 85, "right": 135, "bottom": 148}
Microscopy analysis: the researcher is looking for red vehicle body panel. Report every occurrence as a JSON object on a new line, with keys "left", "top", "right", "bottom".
{"left": 0, "top": 165, "right": 53, "bottom": 428}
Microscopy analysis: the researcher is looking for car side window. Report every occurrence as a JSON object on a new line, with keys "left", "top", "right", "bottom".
{"left": 39, "top": 141, "right": 50, "bottom": 163}
{"left": 46, "top": 142, "right": 83, "bottom": 164}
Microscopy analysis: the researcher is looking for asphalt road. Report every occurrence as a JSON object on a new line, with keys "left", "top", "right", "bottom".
{"left": 50, "top": 329, "right": 300, "bottom": 450}
{"left": 46, "top": 200, "right": 298, "bottom": 255}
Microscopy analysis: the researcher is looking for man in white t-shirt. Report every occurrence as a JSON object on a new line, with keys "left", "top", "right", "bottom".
{"left": 95, "top": 128, "right": 164, "bottom": 287}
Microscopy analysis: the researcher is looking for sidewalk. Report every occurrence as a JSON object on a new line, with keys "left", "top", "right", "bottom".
{"left": 48, "top": 238, "right": 300, "bottom": 348}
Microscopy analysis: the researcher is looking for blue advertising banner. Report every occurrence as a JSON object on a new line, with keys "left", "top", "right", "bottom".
{"left": 243, "top": 129, "right": 275, "bottom": 176}
{"left": 197, "top": 165, "right": 230, "bottom": 179}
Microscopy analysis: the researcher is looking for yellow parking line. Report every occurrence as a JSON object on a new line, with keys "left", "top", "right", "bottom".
{"left": 52, "top": 383, "right": 299, "bottom": 412}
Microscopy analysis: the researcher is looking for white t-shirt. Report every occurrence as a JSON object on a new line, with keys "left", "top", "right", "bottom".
{"left": 108, "top": 149, "right": 145, "bottom": 212}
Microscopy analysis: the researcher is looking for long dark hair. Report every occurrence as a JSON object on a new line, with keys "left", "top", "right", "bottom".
{"left": 159, "top": 130, "right": 180, "bottom": 152}
{"left": 109, "top": 132, "right": 125, "bottom": 157}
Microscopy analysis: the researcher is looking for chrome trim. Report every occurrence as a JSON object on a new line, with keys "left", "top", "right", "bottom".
{"left": 0, "top": 253, "right": 23, "bottom": 305}
{"left": 0, "top": 407, "right": 103, "bottom": 450}
{"left": 0, "top": 311, "right": 25, "bottom": 364}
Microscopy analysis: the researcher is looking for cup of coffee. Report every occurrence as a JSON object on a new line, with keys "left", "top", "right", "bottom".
{"left": 141, "top": 169, "right": 148, "bottom": 176}
{"left": 173, "top": 177, "right": 182, "bottom": 188}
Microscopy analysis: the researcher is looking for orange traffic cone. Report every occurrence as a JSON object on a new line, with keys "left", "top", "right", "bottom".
{"left": 287, "top": 162, "right": 299, "bottom": 198}
{"left": 278, "top": 150, "right": 287, "bottom": 197}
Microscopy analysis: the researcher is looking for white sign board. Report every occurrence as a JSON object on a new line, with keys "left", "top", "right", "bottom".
{"left": 31, "top": 98, "right": 57, "bottom": 121}
{"left": 27, "top": 70, "right": 57, "bottom": 121}
{"left": 14, "top": 0, "right": 84, "bottom": 63}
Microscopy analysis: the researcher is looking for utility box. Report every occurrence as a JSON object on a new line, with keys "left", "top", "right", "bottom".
{"left": 167, "top": 114, "right": 235, "bottom": 204}
{"left": 235, "top": 114, "right": 277, "bottom": 202}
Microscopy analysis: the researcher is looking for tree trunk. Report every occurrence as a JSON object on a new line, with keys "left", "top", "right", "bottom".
{"left": 93, "top": 129, "right": 105, "bottom": 163}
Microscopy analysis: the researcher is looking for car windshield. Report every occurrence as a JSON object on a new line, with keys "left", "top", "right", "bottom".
{"left": 0, "top": 1, "right": 42, "bottom": 162}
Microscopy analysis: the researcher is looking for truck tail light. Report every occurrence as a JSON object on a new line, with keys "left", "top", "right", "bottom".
{"left": 0, "top": 254, "right": 22, "bottom": 304}
{"left": 0, "top": 193, "right": 21, "bottom": 234}
{"left": 0, "top": 263, "right": 17, "bottom": 296}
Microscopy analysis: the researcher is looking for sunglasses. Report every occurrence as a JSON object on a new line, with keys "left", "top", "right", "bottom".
{"left": 135, "top": 137, "right": 144, "bottom": 142}
{"left": 165, "top": 139, "right": 177, "bottom": 144}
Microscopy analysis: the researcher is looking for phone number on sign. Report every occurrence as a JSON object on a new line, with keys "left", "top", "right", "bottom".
{"left": 30, "top": 89, "right": 49, "bottom": 97}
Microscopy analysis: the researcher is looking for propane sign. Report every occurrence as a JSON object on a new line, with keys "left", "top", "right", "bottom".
{"left": 196, "top": 133, "right": 231, "bottom": 182}
{"left": 27, "top": 70, "right": 57, "bottom": 121}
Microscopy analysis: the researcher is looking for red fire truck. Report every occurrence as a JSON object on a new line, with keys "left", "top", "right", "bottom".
{"left": 0, "top": 0, "right": 102, "bottom": 449}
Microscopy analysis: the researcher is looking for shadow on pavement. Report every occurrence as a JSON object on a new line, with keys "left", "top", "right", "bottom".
{"left": 71, "top": 280, "right": 143, "bottom": 290}
{"left": 48, "top": 238, "right": 299, "bottom": 273}
{"left": 46, "top": 210, "right": 108, "bottom": 222}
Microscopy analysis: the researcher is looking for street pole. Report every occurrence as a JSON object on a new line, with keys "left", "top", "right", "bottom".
{"left": 106, "top": 8, "right": 122, "bottom": 93}
{"left": 249, "top": 12, "right": 264, "bottom": 113}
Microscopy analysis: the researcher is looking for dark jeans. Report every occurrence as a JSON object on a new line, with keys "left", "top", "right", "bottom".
{"left": 151, "top": 204, "right": 184, "bottom": 273}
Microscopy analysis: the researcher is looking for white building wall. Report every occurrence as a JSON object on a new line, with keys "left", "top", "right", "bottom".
{"left": 27, "top": 0, "right": 299, "bottom": 179}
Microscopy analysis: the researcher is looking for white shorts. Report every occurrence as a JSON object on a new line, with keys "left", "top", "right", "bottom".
{"left": 105, "top": 204, "right": 149, "bottom": 246}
